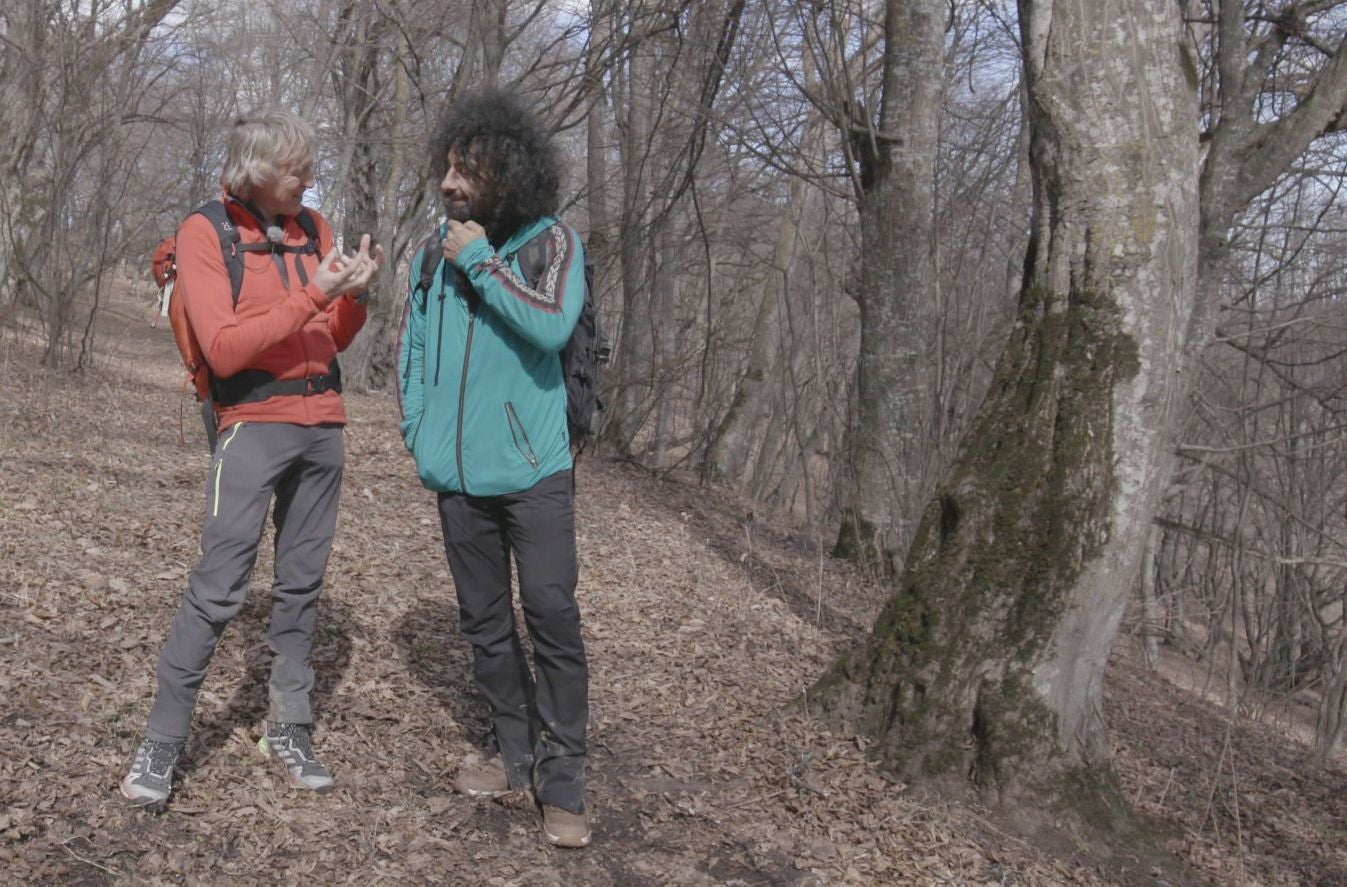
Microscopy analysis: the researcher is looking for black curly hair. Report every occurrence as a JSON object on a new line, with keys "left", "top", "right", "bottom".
{"left": 432, "top": 88, "right": 561, "bottom": 244}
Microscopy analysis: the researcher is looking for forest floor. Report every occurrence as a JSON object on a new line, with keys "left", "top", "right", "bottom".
{"left": 2, "top": 283, "right": 1346, "bottom": 885}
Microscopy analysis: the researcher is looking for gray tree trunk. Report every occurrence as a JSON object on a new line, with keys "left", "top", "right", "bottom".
{"left": 706, "top": 116, "right": 821, "bottom": 489}
{"left": 585, "top": 0, "right": 613, "bottom": 261}
{"left": 812, "top": 0, "right": 1200, "bottom": 799}
{"left": 584, "top": 3, "right": 615, "bottom": 440}
{"left": 610, "top": 29, "right": 656, "bottom": 456}
{"left": 651, "top": 214, "right": 680, "bottom": 468}
{"left": 1139, "top": 526, "right": 1161, "bottom": 671}
{"left": 330, "top": 1, "right": 384, "bottom": 391}
{"left": 833, "top": 0, "right": 944, "bottom": 575}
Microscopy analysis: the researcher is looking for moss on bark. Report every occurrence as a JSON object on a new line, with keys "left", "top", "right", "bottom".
{"left": 811, "top": 283, "right": 1141, "bottom": 800}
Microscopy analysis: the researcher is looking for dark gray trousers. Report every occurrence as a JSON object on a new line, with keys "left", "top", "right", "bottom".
{"left": 145, "top": 422, "right": 344, "bottom": 742}
{"left": 436, "top": 470, "right": 588, "bottom": 812}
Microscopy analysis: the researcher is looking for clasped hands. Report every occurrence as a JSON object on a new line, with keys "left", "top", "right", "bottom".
{"left": 315, "top": 234, "right": 384, "bottom": 301}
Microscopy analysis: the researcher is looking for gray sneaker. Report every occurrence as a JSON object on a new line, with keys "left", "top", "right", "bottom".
{"left": 258, "top": 722, "right": 334, "bottom": 793}
{"left": 120, "top": 738, "right": 183, "bottom": 811}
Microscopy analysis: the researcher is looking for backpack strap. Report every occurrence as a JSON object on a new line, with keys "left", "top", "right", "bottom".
{"left": 294, "top": 209, "right": 320, "bottom": 248}
{"left": 211, "top": 359, "right": 342, "bottom": 407}
{"left": 193, "top": 200, "right": 246, "bottom": 307}
{"left": 232, "top": 205, "right": 320, "bottom": 290}
{"left": 278, "top": 209, "right": 321, "bottom": 290}
{"left": 512, "top": 233, "right": 549, "bottom": 290}
{"left": 194, "top": 201, "right": 322, "bottom": 302}
{"left": 414, "top": 232, "right": 443, "bottom": 300}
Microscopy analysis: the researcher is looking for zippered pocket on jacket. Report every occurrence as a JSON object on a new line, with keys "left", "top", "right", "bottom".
{"left": 505, "top": 402, "right": 540, "bottom": 469}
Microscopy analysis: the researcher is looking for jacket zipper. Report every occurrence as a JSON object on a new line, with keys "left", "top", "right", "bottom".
{"left": 457, "top": 297, "right": 477, "bottom": 488}
{"left": 505, "top": 402, "right": 540, "bottom": 469}
{"left": 294, "top": 251, "right": 313, "bottom": 411}
{"left": 434, "top": 287, "right": 446, "bottom": 386}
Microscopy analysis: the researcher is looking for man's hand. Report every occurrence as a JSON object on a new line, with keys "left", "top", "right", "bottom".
{"left": 343, "top": 234, "right": 383, "bottom": 300}
{"left": 444, "top": 220, "right": 487, "bottom": 262}
{"left": 313, "top": 234, "right": 384, "bottom": 301}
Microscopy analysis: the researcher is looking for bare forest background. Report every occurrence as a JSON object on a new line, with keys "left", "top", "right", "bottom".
{"left": 5, "top": 0, "right": 1347, "bottom": 837}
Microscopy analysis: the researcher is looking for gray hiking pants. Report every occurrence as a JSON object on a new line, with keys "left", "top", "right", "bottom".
{"left": 145, "top": 422, "right": 344, "bottom": 743}
{"left": 436, "top": 469, "right": 589, "bottom": 813}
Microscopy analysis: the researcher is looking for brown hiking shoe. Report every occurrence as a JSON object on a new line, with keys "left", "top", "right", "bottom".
{"left": 541, "top": 804, "right": 591, "bottom": 848}
{"left": 453, "top": 756, "right": 510, "bottom": 799}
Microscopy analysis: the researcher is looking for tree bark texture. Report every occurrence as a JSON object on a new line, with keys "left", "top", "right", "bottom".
{"left": 812, "top": 0, "right": 1200, "bottom": 799}
{"left": 611, "top": 27, "right": 656, "bottom": 456}
{"left": 834, "top": 0, "right": 944, "bottom": 575}
{"left": 331, "top": 0, "right": 383, "bottom": 391}
{"left": 585, "top": 0, "right": 613, "bottom": 259}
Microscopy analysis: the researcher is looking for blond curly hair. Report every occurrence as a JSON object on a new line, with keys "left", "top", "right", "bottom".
{"left": 220, "top": 108, "right": 315, "bottom": 199}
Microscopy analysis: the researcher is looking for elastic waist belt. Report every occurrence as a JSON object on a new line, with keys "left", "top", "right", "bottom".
{"left": 211, "top": 360, "right": 342, "bottom": 407}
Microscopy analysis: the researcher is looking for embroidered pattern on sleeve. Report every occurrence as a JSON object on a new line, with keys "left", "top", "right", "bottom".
{"left": 475, "top": 225, "right": 570, "bottom": 313}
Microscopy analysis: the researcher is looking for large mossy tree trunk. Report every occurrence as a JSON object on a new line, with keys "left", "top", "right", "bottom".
{"left": 812, "top": 0, "right": 1200, "bottom": 800}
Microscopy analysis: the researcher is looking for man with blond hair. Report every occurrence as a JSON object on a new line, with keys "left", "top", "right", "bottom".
{"left": 120, "top": 108, "right": 382, "bottom": 810}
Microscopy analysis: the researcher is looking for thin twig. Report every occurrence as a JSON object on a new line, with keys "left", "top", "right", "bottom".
{"left": 1156, "top": 767, "right": 1176, "bottom": 809}
{"left": 1228, "top": 736, "right": 1246, "bottom": 883}
{"left": 60, "top": 841, "right": 114, "bottom": 876}
{"left": 1198, "top": 718, "right": 1235, "bottom": 839}
{"left": 724, "top": 789, "right": 787, "bottom": 811}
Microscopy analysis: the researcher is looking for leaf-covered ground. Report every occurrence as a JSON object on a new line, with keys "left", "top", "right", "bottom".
{"left": 1108, "top": 652, "right": 1347, "bottom": 885}
{"left": 1, "top": 284, "right": 1342, "bottom": 885}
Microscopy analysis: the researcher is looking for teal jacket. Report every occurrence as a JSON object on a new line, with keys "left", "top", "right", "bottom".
{"left": 397, "top": 215, "right": 585, "bottom": 496}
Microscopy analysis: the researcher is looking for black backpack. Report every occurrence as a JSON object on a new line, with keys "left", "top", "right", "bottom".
{"left": 415, "top": 225, "right": 610, "bottom": 447}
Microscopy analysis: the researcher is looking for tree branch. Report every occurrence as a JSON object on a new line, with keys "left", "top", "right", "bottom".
{"left": 1235, "top": 33, "right": 1347, "bottom": 209}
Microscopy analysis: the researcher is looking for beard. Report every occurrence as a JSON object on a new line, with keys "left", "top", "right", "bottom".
{"left": 443, "top": 184, "right": 496, "bottom": 225}
{"left": 444, "top": 187, "right": 515, "bottom": 244}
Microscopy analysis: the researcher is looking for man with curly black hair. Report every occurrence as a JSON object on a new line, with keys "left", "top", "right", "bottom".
{"left": 397, "top": 88, "right": 592, "bottom": 848}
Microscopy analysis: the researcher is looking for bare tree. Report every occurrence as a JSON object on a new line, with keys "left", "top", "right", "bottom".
{"left": 0, "top": 0, "right": 179, "bottom": 364}
{"left": 810, "top": 0, "right": 1201, "bottom": 797}
{"left": 603, "top": 0, "right": 749, "bottom": 460}
{"left": 1153, "top": 166, "right": 1347, "bottom": 756}
{"left": 810, "top": 0, "right": 1347, "bottom": 806}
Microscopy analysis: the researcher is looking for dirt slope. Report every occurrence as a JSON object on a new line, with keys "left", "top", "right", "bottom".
{"left": 2, "top": 285, "right": 1338, "bottom": 884}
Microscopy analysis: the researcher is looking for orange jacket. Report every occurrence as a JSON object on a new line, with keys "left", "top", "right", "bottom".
{"left": 174, "top": 197, "right": 367, "bottom": 429}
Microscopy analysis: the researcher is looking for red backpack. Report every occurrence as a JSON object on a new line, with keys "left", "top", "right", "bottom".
{"left": 150, "top": 236, "right": 176, "bottom": 288}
